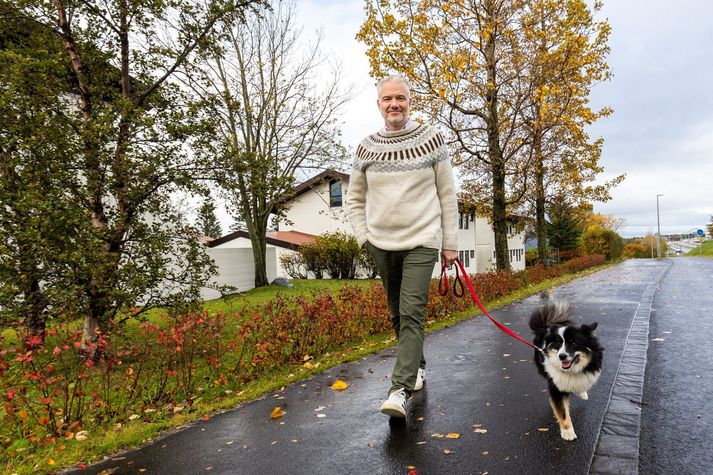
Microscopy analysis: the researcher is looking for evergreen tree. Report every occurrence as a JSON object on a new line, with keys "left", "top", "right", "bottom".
{"left": 197, "top": 200, "right": 222, "bottom": 238}
{"left": 546, "top": 196, "right": 582, "bottom": 250}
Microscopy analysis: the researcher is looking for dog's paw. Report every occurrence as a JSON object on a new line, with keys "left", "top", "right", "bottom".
{"left": 560, "top": 428, "right": 577, "bottom": 441}
{"left": 577, "top": 391, "right": 589, "bottom": 400}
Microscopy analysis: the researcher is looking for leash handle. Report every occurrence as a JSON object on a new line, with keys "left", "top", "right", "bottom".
{"left": 438, "top": 262, "right": 465, "bottom": 297}
{"left": 442, "top": 259, "right": 543, "bottom": 354}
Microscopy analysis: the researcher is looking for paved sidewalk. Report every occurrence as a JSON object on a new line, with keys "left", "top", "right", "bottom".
{"left": 63, "top": 259, "right": 673, "bottom": 475}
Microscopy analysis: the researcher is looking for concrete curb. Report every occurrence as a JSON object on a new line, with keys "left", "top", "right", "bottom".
{"left": 588, "top": 260, "right": 672, "bottom": 474}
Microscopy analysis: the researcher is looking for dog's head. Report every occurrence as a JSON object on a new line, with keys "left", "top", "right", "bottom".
{"left": 542, "top": 322, "right": 599, "bottom": 372}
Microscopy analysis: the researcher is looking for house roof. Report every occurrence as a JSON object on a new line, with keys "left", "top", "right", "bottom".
{"left": 208, "top": 230, "right": 316, "bottom": 251}
{"left": 274, "top": 169, "right": 350, "bottom": 209}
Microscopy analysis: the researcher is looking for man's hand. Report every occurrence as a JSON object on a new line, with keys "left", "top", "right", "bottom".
{"left": 441, "top": 249, "right": 458, "bottom": 268}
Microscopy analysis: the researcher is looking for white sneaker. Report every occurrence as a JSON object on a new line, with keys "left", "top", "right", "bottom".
{"left": 380, "top": 388, "right": 407, "bottom": 418}
{"left": 414, "top": 368, "right": 426, "bottom": 391}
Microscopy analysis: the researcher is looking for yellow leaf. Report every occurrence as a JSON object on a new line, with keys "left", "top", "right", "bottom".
{"left": 303, "top": 362, "right": 315, "bottom": 370}
{"left": 431, "top": 433, "right": 444, "bottom": 438}
{"left": 48, "top": 458, "right": 56, "bottom": 465}
{"left": 537, "top": 427, "right": 549, "bottom": 432}
{"left": 271, "top": 406, "right": 285, "bottom": 420}
{"left": 331, "top": 380, "right": 349, "bottom": 391}
{"left": 445, "top": 433, "right": 460, "bottom": 439}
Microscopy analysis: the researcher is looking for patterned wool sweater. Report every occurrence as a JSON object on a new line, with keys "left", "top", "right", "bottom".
{"left": 346, "top": 121, "right": 459, "bottom": 252}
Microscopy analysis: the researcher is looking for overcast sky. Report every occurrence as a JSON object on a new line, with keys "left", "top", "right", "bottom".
{"left": 211, "top": 1, "right": 712, "bottom": 238}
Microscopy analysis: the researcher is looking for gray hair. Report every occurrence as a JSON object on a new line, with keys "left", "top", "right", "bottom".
{"left": 377, "top": 75, "right": 411, "bottom": 98}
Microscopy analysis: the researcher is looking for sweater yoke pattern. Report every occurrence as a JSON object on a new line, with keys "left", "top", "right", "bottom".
{"left": 353, "top": 124, "right": 449, "bottom": 174}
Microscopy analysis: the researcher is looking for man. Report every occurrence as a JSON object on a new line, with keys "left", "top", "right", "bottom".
{"left": 346, "top": 75, "right": 459, "bottom": 418}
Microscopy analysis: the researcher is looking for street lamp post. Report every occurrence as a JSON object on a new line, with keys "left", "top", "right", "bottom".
{"left": 656, "top": 194, "right": 664, "bottom": 258}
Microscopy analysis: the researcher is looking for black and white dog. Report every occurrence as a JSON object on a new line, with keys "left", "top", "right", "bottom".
{"left": 529, "top": 302, "right": 604, "bottom": 440}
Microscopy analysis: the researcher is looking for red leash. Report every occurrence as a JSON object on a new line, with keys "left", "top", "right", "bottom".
{"left": 439, "top": 258, "right": 543, "bottom": 354}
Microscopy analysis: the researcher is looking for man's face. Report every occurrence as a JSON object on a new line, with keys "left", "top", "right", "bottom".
{"left": 377, "top": 81, "right": 410, "bottom": 130}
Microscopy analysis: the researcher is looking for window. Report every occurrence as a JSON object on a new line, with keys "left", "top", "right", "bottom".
{"left": 329, "top": 180, "right": 342, "bottom": 207}
{"left": 464, "top": 252, "right": 470, "bottom": 267}
{"left": 459, "top": 212, "right": 469, "bottom": 229}
{"left": 470, "top": 250, "right": 475, "bottom": 259}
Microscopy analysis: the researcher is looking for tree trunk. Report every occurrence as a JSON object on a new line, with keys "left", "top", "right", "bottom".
{"left": 248, "top": 217, "right": 270, "bottom": 287}
{"left": 534, "top": 132, "right": 547, "bottom": 264}
{"left": 484, "top": 21, "right": 510, "bottom": 272}
{"left": 491, "top": 159, "right": 510, "bottom": 272}
{"left": 23, "top": 276, "right": 46, "bottom": 342}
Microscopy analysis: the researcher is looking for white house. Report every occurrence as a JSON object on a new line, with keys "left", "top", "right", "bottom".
{"left": 204, "top": 169, "right": 526, "bottom": 293}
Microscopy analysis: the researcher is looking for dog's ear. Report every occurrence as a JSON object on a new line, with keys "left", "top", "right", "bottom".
{"left": 582, "top": 322, "right": 598, "bottom": 333}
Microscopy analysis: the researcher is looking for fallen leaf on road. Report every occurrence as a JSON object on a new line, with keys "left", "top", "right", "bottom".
{"left": 271, "top": 406, "right": 285, "bottom": 420}
{"left": 481, "top": 451, "right": 489, "bottom": 456}
{"left": 416, "top": 441, "right": 427, "bottom": 445}
{"left": 226, "top": 441, "right": 234, "bottom": 445}
{"left": 315, "top": 406, "right": 326, "bottom": 412}
{"left": 445, "top": 433, "right": 460, "bottom": 439}
{"left": 331, "top": 380, "right": 349, "bottom": 391}
{"left": 537, "top": 427, "right": 549, "bottom": 432}
{"left": 443, "top": 449, "right": 454, "bottom": 454}
{"left": 651, "top": 338, "right": 665, "bottom": 342}
{"left": 407, "top": 466, "right": 416, "bottom": 469}
{"left": 431, "top": 433, "right": 445, "bottom": 438}
{"left": 317, "top": 414, "right": 327, "bottom": 418}
{"left": 474, "top": 428, "right": 488, "bottom": 434}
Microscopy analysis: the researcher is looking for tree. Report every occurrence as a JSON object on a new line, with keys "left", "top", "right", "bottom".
{"left": 196, "top": 199, "right": 223, "bottom": 238}
{"left": 359, "top": 0, "right": 536, "bottom": 271}
{"left": 546, "top": 196, "right": 582, "bottom": 251}
{"left": 186, "top": 0, "right": 350, "bottom": 287}
{"left": 518, "top": 0, "right": 622, "bottom": 263}
{"left": 707, "top": 215, "right": 713, "bottom": 238}
{"left": 0, "top": 13, "right": 85, "bottom": 337}
{"left": 5, "top": 0, "right": 262, "bottom": 351}
{"left": 581, "top": 226, "right": 623, "bottom": 260}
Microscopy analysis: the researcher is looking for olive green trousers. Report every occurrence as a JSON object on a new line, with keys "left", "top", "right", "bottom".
{"left": 366, "top": 242, "right": 438, "bottom": 396}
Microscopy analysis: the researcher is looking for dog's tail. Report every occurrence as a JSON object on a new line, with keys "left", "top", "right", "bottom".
{"left": 529, "top": 301, "right": 573, "bottom": 333}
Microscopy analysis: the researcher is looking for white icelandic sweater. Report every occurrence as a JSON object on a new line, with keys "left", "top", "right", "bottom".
{"left": 345, "top": 121, "right": 459, "bottom": 252}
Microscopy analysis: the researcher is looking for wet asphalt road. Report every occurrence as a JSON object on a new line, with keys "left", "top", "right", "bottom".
{"left": 640, "top": 257, "right": 713, "bottom": 475}
{"left": 62, "top": 258, "right": 711, "bottom": 475}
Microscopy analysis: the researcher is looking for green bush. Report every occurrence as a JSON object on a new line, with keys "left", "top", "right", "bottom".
{"left": 315, "top": 232, "right": 360, "bottom": 279}
{"left": 581, "top": 226, "right": 623, "bottom": 260}
{"left": 279, "top": 251, "right": 308, "bottom": 279}
{"left": 358, "top": 248, "right": 380, "bottom": 278}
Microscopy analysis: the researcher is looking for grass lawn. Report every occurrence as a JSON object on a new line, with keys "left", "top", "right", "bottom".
{"left": 685, "top": 239, "right": 713, "bottom": 257}
{"left": 2, "top": 264, "right": 614, "bottom": 474}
